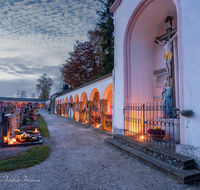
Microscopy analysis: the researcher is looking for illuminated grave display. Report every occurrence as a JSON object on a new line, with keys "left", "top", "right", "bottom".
{"left": 1, "top": 110, "right": 42, "bottom": 147}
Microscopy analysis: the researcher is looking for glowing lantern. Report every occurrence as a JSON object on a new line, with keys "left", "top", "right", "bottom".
{"left": 140, "top": 135, "right": 145, "bottom": 140}
{"left": 3, "top": 136, "right": 8, "bottom": 142}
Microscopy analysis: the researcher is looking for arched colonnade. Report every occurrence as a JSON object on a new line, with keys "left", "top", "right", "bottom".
{"left": 55, "top": 75, "right": 113, "bottom": 132}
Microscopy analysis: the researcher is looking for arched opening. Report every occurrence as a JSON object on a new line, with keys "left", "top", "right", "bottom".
{"left": 0, "top": 101, "right": 5, "bottom": 113}
{"left": 102, "top": 83, "right": 113, "bottom": 131}
{"left": 40, "top": 103, "right": 45, "bottom": 109}
{"left": 6, "top": 102, "right": 12, "bottom": 106}
{"left": 5, "top": 102, "right": 13, "bottom": 113}
{"left": 74, "top": 94, "right": 79, "bottom": 120}
{"left": 90, "top": 89, "right": 101, "bottom": 127}
{"left": 13, "top": 102, "right": 19, "bottom": 108}
{"left": 0, "top": 101, "right": 5, "bottom": 106}
{"left": 69, "top": 96, "right": 73, "bottom": 119}
{"left": 33, "top": 102, "right": 39, "bottom": 109}
{"left": 27, "top": 102, "right": 33, "bottom": 109}
{"left": 20, "top": 102, "right": 26, "bottom": 108}
{"left": 80, "top": 92, "right": 88, "bottom": 110}
{"left": 124, "top": 0, "right": 180, "bottom": 142}
{"left": 69, "top": 96, "right": 73, "bottom": 104}
{"left": 55, "top": 100, "right": 58, "bottom": 114}
{"left": 103, "top": 83, "right": 113, "bottom": 115}
{"left": 125, "top": 0, "right": 178, "bottom": 104}
{"left": 80, "top": 92, "right": 88, "bottom": 123}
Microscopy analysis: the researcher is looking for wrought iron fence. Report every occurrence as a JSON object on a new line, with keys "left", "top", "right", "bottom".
{"left": 124, "top": 102, "right": 180, "bottom": 151}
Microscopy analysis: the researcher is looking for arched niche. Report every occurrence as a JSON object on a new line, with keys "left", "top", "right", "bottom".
{"left": 74, "top": 94, "right": 79, "bottom": 103}
{"left": 103, "top": 83, "right": 113, "bottom": 114}
{"left": 80, "top": 92, "right": 88, "bottom": 109}
{"left": 124, "top": 0, "right": 179, "bottom": 106}
{"left": 89, "top": 88, "right": 101, "bottom": 102}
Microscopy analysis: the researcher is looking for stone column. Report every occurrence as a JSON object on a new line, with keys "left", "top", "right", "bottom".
{"left": 87, "top": 101, "right": 93, "bottom": 126}
{"left": 79, "top": 102, "right": 84, "bottom": 122}
{"left": 100, "top": 100, "right": 108, "bottom": 130}
{"left": 73, "top": 102, "right": 77, "bottom": 120}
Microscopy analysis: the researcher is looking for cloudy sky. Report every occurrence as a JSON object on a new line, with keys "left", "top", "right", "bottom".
{"left": 0, "top": 0, "right": 102, "bottom": 97}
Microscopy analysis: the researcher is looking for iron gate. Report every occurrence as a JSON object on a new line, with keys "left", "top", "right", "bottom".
{"left": 124, "top": 102, "right": 180, "bottom": 151}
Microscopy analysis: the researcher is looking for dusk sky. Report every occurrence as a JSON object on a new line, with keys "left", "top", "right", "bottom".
{"left": 0, "top": 0, "right": 102, "bottom": 98}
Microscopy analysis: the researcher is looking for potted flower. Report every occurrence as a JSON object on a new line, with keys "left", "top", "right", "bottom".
{"left": 147, "top": 126, "right": 165, "bottom": 140}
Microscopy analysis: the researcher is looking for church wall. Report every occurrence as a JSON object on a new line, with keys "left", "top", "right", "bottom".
{"left": 112, "top": 0, "right": 141, "bottom": 134}
{"left": 174, "top": 0, "right": 200, "bottom": 165}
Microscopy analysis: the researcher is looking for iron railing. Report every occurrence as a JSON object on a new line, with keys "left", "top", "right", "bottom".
{"left": 124, "top": 102, "right": 180, "bottom": 151}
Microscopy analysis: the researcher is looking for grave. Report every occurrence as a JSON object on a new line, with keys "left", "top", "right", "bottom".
{"left": 1, "top": 111, "right": 42, "bottom": 147}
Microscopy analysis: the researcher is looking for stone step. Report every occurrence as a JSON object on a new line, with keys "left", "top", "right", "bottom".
{"left": 105, "top": 138, "right": 200, "bottom": 184}
{"left": 113, "top": 134, "right": 195, "bottom": 169}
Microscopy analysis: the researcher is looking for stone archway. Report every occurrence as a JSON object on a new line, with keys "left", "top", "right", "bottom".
{"left": 102, "top": 83, "right": 113, "bottom": 115}
{"left": 124, "top": 0, "right": 180, "bottom": 106}
{"left": 123, "top": 0, "right": 182, "bottom": 141}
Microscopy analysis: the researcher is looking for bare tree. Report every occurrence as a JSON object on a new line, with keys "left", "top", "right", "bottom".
{"left": 31, "top": 93, "right": 36, "bottom": 98}
{"left": 36, "top": 73, "right": 53, "bottom": 99}
{"left": 20, "top": 91, "right": 27, "bottom": 98}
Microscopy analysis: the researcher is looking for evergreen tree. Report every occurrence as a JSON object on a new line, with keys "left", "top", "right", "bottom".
{"left": 97, "top": 0, "right": 115, "bottom": 75}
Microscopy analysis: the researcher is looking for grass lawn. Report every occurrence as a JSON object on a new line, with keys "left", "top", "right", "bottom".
{"left": 0, "top": 145, "right": 50, "bottom": 172}
{"left": 38, "top": 115, "right": 50, "bottom": 138}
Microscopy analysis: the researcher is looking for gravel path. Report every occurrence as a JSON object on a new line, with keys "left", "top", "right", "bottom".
{"left": 0, "top": 109, "right": 200, "bottom": 190}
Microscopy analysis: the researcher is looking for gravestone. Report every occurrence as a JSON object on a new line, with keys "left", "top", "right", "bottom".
{"left": 15, "top": 108, "right": 21, "bottom": 129}
{"left": 2, "top": 114, "right": 12, "bottom": 139}
{"left": 11, "top": 114, "right": 17, "bottom": 137}
{"left": 0, "top": 113, "right": 4, "bottom": 142}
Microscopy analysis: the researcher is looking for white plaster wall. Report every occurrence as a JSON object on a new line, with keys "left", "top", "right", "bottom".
{"left": 113, "top": 0, "right": 141, "bottom": 134}
{"left": 180, "top": 0, "right": 200, "bottom": 148}
{"left": 55, "top": 76, "right": 113, "bottom": 106}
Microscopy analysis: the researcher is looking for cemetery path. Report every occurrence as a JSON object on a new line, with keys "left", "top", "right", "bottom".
{"left": 1, "top": 109, "right": 200, "bottom": 190}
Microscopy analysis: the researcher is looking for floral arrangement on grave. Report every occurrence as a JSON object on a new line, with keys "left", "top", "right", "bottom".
{"left": 106, "top": 120, "right": 112, "bottom": 128}
{"left": 147, "top": 126, "right": 165, "bottom": 136}
{"left": 17, "top": 132, "right": 38, "bottom": 142}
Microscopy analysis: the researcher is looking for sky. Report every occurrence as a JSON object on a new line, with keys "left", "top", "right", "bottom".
{"left": 0, "top": 0, "right": 102, "bottom": 98}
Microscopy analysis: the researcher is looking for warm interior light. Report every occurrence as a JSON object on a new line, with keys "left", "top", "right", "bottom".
{"left": 140, "top": 135, "right": 145, "bottom": 140}
{"left": 3, "top": 136, "right": 8, "bottom": 142}
{"left": 8, "top": 138, "right": 16, "bottom": 145}
{"left": 35, "top": 129, "right": 38, "bottom": 133}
